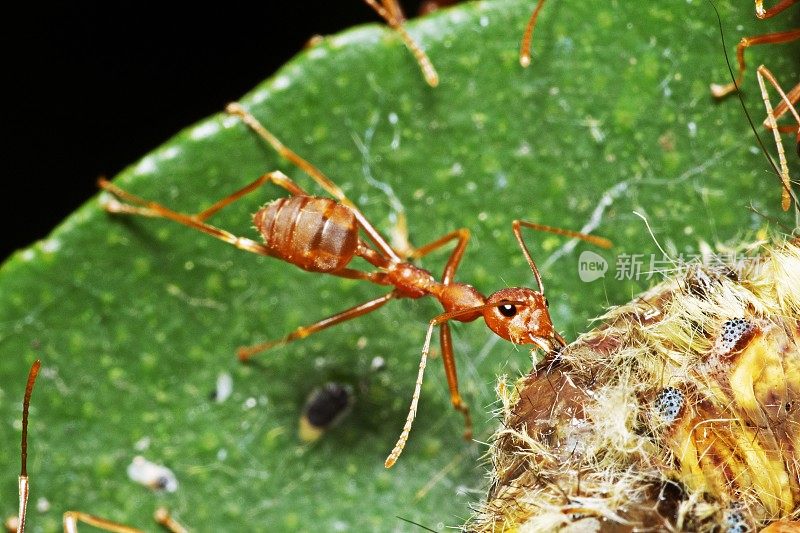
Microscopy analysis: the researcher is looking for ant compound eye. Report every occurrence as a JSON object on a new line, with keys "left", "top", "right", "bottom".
{"left": 498, "top": 304, "right": 517, "bottom": 317}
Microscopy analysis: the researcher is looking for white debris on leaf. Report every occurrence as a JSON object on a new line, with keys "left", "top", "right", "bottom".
{"left": 127, "top": 456, "right": 178, "bottom": 493}
{"left": 214, "top": 372, "right": 233, "bottom": 403}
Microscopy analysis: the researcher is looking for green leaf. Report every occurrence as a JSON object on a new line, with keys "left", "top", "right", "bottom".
{"left": 1, "top": 1, "right": 797, "bottom": 530}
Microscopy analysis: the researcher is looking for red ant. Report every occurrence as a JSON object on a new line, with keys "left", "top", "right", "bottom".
{"left": 710, "top": 0, "right": 799, "bottom": 210}
{"left": 12, "top": 360, "right": 188, "bottom": 533}
{"left": 98, "top": 103, "right": 611, "bottom": 467}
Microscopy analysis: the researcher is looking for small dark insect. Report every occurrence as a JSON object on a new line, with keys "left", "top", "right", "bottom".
{"left": 99, "top": 102, "right": 611, "bottom": 467}
{"left": 12, "top": 361, "right": 188, "bottom": 533}
{"left": 299, "top": 382, "right": 355, "bottom": 442}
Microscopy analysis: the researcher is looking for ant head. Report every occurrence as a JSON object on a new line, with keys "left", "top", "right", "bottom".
{"left": 482, "top": 287, "right": 561, "bottom": 352}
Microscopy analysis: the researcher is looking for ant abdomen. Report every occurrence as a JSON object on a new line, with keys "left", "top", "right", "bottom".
{"left": 254, "top": 196, "right": 359, "bottom": 273}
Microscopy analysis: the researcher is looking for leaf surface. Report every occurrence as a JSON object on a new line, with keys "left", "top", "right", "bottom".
{"left": 1, "top": 1, "right": 798, "bottom": 530}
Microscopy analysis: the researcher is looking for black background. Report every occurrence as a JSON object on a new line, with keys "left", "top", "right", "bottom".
{"left": 5, "top": 2, "right": 431, "bottom": 261}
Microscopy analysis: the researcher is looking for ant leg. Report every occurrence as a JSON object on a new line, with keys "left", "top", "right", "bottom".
{"left": 755, "top": 0, "right": 798, "bottom": 19}
{"left": 154, "top": 508, "right": 189, "bottom": 533}
{"left": 63, "top": 512, "right": 144, "bottom": 533}
{"left": 710, "top": 28, "right": 800, "bottom": 98}
{"left": 418, "top": 0, "right": 460, "bottom": 16}
{"left": 386, "top": 228, "right": 472, "bottom": 444}
{"left": 440, "top": 321, "right": 473, "bottom": 439}
{"left": 757, "top": 66, "right": 800, "bottom": 210}
{"left": 388, "top": 227, "right": 469, "bottom": 273}
{"left": 194, "top": 171, "right": 307, "bottom": 221}
{"left": 363, "top": 0, "right": 439, "bottom": 87}
{"left": 18, "top": 361, "right": 41, "bottom": 533}
{"left": 98, "top": 171, "right": 306, "bottom": 257}
{"left": 226, "top": 103, "right": 402, "bottom": 263}
{"left": 237, "top": 291, "right": 397, "bottom": 361}
{"left": 385, "top": 213, "right": 458, "bottom": 262}
{"left": 756, "top": 67, "right": 800, "bottom": 135}
{"left": 432, "top": 229, "right": 473, "bottom": 435}
{"left": 387, "top": 211, "right": 415, "bottom": 260}
{"left": 519, "top": 0, "right": 548, "bottom": 68}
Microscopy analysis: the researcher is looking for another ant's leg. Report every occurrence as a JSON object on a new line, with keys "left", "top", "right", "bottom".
{"left": 519, "top": 0, "right": 548, "bottom": 68}
{"left": 154, "top": 508, "right": 189, "bottom": 533}
{"left": 98, "top": 172, "right": 303, "bottom": 257}
{"left": 756, "top": 67, "right": 800, "bottom": 133}
{"left": 755, "top": 0, "right": 798, "bottom": 19}
{"left": 385, "top": 212, "right": 454, "bottom": 261}
{"left": 18, "top": 361, "right": 41, "bottom": 533}
{"left": 710, "top": 28, "right": 800, "bottom": 98}
{"left": 439, "top": 321, "right": 472, "bottom": 439}
{"left": 226, "top": 103, "right": 402, "bottom": 263}
{"left": 363, "top": 0, "right": 439, "bottom": 87}
{"left": 63, "top": 512, "right": 143, "bottom": 533}
{"left": 757, "top": 66, "right": 799, "bottom": 211}
{"left": 237, "top": 291, "right": 397, "bottom": 361}
{"left": 418, "top": 0, "right": 460, "bottom": 16}
{"left": 769, "top": 82, "right": 800, "bottom": 135}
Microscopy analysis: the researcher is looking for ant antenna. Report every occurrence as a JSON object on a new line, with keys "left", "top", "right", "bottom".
{"left": 707, "top": 0, "right": 800, "bottom": 211}
{"left": 513, "top": 221, "right": 613, "bottom": 293}
{"left": 384, "top": 300, "right": 523, "bottom": 468}
{"left": 19, "top": 360, "right": 41, "bottom": 533}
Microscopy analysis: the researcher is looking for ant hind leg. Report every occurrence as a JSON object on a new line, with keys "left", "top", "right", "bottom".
{"left": 98, "top": 171, "right": 309, "bottom": 257}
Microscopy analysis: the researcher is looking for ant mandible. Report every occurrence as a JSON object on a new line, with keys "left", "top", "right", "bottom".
{"left": 98, "top": 103, "right": 611, "bottom": 468}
